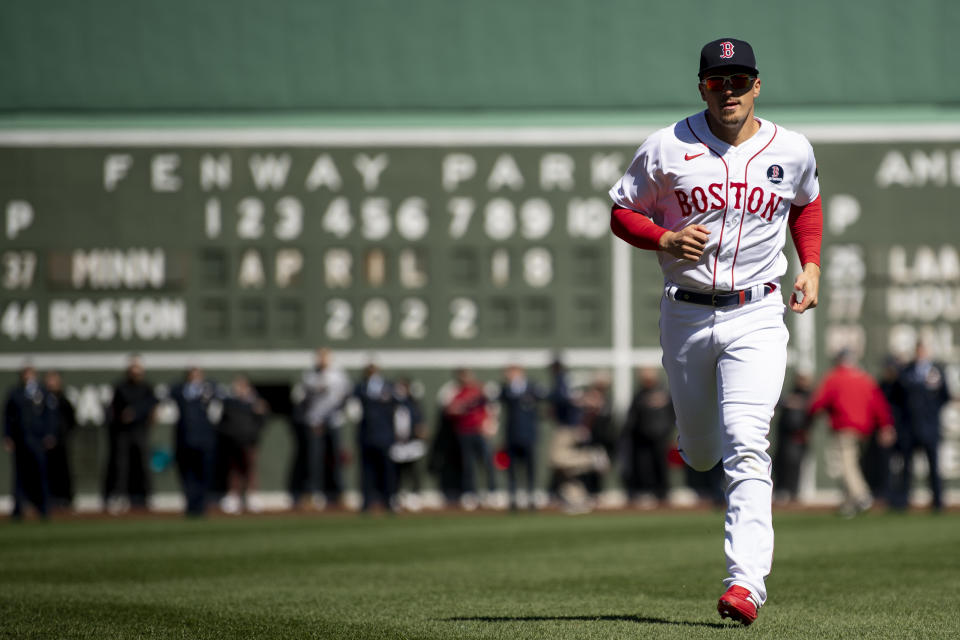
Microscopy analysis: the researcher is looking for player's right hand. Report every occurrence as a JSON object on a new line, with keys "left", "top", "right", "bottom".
{"left": 658, "top": 224, "right": 711, "bottom": 261}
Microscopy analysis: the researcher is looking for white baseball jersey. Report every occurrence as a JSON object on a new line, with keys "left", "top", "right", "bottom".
{"left": 609, "top": 110, "right": 819, "bottom": 292}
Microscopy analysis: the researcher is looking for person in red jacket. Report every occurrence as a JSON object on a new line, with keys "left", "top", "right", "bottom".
{"left": 808, "top": 350, "right": 895, "bottom": 517}
{"left": 444, "top": 368, "right": 495, "bottom": 509}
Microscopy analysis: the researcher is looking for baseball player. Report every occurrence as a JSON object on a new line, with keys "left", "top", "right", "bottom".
{"left": 609, "top": 38, "right": 822, "bottom": 625}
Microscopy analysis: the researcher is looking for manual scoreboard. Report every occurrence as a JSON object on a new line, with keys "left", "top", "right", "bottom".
{"left": 0, "top": 135, "right": 635, "bottom": 354}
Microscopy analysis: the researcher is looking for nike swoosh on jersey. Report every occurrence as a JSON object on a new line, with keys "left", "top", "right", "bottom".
{"left": 684, "top": 152, "right": 705, "bottom": 161}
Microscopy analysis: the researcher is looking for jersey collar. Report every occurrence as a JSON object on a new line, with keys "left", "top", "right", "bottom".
{"left": 691, "top": 110, "right": 771, "bottom": 156}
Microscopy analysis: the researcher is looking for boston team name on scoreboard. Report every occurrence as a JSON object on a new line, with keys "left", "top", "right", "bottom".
{"left": 1, "top": 145, "right": 624, "bottom": 348}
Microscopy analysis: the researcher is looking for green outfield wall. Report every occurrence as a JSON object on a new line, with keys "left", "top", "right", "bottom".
{"left": 2, "top": 0, "right": 958, "bottom": 112}
{"left": 2, "top": 1, "right": 958, "bottom": 507}
{"left": 2, "top": 123, "right": 959, "bottom": 503}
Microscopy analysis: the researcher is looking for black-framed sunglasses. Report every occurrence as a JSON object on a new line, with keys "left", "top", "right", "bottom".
{"left": 702, "top": 74, "right": 756, "bottom": 92}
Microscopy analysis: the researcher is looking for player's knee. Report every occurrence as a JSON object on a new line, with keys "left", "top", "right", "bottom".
{"left": 681, "top": 448, "right": 720, "bottom": 472}
{"left": 724, "top": 451, "right": 771, "bottom": 480}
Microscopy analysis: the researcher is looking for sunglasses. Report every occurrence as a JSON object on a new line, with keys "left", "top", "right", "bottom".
{"left": 702, "top": 74, "right": 756, "bottom": 92}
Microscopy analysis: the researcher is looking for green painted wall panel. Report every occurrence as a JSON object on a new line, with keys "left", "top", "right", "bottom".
{"left": 2, "top": 0, "right": 957, "bottom": 112}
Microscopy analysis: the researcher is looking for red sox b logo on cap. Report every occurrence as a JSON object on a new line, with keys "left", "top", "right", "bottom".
{"left": 720, "top": 41, "right": 735, "bottom": 59}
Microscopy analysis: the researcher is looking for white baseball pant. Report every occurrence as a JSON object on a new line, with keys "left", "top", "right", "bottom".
{"left": 659, "top": 285, "right": 788, "bottom": 607}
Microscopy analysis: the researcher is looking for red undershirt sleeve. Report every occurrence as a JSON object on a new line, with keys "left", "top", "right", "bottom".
{"left": 788, "top": 194, "right": 822, "bottom": 268}
{"left": 610, "top": 205, "right": 668, "bottom": 251}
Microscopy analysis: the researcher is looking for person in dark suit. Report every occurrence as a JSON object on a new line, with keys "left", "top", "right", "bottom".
{"left": 170, "top": 367, "right": 220, "bottom": 517}
{"left": 103, "top": 356, "right": 158, "bottom": 512}
{"left": 217, "top": 375, "right": 267, "bottom": 513}
{"left": 548, "top": 358, "right": 582, "bottom": 431}
{"left": 622, "top": 367, "right": 675, "bottom": 506}
{"left": 889, "top": 342, "right": 951, "bottom": 512}
{"left": 389, "top": 377, "right": 427, "bottom": 509}
{"left": 772, "top": 371, "right": 813, "bottom": 503}
{"left": 354, "top": 363, "right": 397, "bottom": 512}
{"left": 499, "top": 364, "right": 546, "bottom": 511}
{"left": 43, "top": 370, "right": 77, "bottom": 510}
{"left": 4, "top": 366, "right": 56, "bottom": 520}
{"left": 867, "top": 356, "right": 904, "bottom": 504}
{"left": 426, "top": 401, "right": 463, "bottom": 505}
{"left": 287, "top": 394, "right": 311, "bottom": 509}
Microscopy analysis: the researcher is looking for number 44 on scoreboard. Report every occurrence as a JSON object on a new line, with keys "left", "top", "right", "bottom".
{"left": 1, "top": 301, "right": 38, "bottom": 342}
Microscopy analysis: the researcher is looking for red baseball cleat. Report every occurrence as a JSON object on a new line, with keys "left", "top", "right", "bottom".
{"left": 717, "top": 585, "right": 759, "bottom": 625}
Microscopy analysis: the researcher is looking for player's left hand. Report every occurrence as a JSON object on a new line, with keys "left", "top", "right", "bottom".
{"left": 790, "top": 263, "right": 820, "bottom": 313}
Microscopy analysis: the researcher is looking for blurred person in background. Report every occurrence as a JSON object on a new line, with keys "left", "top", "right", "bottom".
{"left": 808, "top": 350, "right": 895, "bottom": 517}
{"left": 103, "top": 355, "right": 158, "bottom": 513}
{"left": 547, "top": 358, "right": 581, "bottom": 487}
{"left": 621, "top": 367, "right": 674, "bottom": 507}
{"left": 354, "top": 363, "right": 397, "bottom": 513}
{"left": 444, "top": 367, "right": 495, "bottom": 510}
{"left": 390, "top": 377, "right": 427, "bottom": 511}
{"left": 888, "top": 341, "right": 950, "bottom": 512}
{"left": 547, "top": 360, "right": 609, "bottom": 513}
{"left": 498, "top": 364, "right": 547, "bottom": 511}
{"left": 579, "top": 372, "right": 616, "bottom": 499}
{"left": 218, "top": 375, "right": 268, "bottom": 514}
{"left": 170, "top": 367, "right": 220, "bottom": 517}
{"left": 4, "top": 366, "right": 55, "bottom": 520}
{"left": 865, "top": 356, "right": 905, "bottom": 504}
{"left": 548, "top": 358, "right": 582, "bottom": 434}
{"left": 287, "top": 390, "right": 311, "bottom": 508}
{"left": 43, "top": 370, "right": 77, "bottom": 511}
{"left": 427, "top": 388, "right": 464, "bottom": 506}
{"left": 684, "top": 461, "right": 726, "bottom": 507}
{"left": 772, "top": 370, "right": 814, "bottom": 504}
{"left": 299, "top": 348, "right": 351, "bottom": 510}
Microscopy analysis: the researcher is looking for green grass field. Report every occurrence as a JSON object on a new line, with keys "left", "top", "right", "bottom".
{"left": 1, "top": 509, "right": 958, "bottom": 639}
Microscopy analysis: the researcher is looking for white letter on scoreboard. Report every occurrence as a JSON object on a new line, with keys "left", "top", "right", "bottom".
{"left": 238, "top": 249, "right": 266, "bottom": 288}
{"left": 5, "top": 201, "right": 34, "bottom": 239}
{"left": 442, "top": 154, "right": 477, "bottom": 191}
{"left": 399, "top": 249, "right": 427, "bottom": 289}
{"left": 306, "top": 154, "right": 343, "bottom": 191}
{"left": 151, "top": 154, "right": 182, "bottom": 192}
{"left": 540, "top": 153, "right": 575, "bottom": 190}
{"left": 49, "top": 301, "right": 71, "bottom": 340}
{"left": 104, "top": 154, "right": 133, "bottom": 192}
{"left": 275, "top": 249, "right": 303, "bottom": 288}
{"left": 354, "top": 153, "right": 389, "bottom": 191}
{"left": 324, "top": 249, "right": 353, "bottom": 288}
{"left": 590, "top": 153, "right": 625, "bottom": 189}
{"left": 487, "top": 154, "right": 524, "bottom": 191}
{"left": 249, "top": 154, "right": 292, "bottom": 191}
{"left": 200, "top": 154, "right": 232, "bottom": 191}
